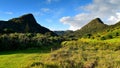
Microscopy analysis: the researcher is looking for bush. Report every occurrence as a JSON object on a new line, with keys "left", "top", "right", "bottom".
{"left": 100, "top": 36, "right": 106, "bottom": 40}
{"left": 0, "top": 33, "right": 63, "bottom": 51}
{"left": 106, "top": 35, "right": 113, "bottom": 39}
{"left": 116, "top": 32, "right": 119, "bottom": 36}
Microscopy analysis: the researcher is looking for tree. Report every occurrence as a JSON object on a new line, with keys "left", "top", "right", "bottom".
{"left": 3, "top": 28, "right": 14, "bottom": 33}
{"left": 86, "top": 33, "right": 92, "bottom": 38}
{"left": 107, "top": 35, "right": 113, "bottom": 39}
{"left": 116, "top": 32, "right": 119, "bottom": 36}
{"left": 24, "top": 23, "right": 29, "bottom": 33}
{"left": 101, "top": 36, "right": 106, "bottom": 40}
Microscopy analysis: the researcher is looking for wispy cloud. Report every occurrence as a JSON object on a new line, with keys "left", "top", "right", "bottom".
{"left": 60, "top": 0, "right": 120, "bottom": 30}
{"left": 46, "top": 0, "right": 59, "bottom": 4}
{"left": 5, "top": 12, "right": 13, "bottom": 15}
{"left": 0, "top": 11, "right": 13, "bottom": 15}
{"left": 33, "top": 8, "right": 64, "bottom": 18}
{"left": 32, "top": 8, "right": 52, "bottom": 16}
{"left": 40, "top": 8, "right": 51, "bottom": 13}
{"left": 46, "top": 19, "right": 53, "bottom": 23}
{"left": 47, "top": 0, "right": 52, "bottom": 4}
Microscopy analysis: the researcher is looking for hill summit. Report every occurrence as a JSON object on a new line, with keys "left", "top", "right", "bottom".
{"left": 8, "top": 14, "right": 37, "bottom": 24}
{"left": 0, "top": 13, "right": 57, "bottom": 36}
{"left": 74, "top": 18, "right": 108, "bottom": 37}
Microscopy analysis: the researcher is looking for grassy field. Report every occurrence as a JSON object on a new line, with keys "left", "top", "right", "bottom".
{"left": 37, "top": 38, "right": 120, "bottom": 68}
{"left": 0, "top": 48, "right": 51, "bottom": 68}
{"left": 0, "top": 38, "right": 120, "bottom": 68}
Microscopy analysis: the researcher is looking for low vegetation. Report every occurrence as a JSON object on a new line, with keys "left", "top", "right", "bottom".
{"left": 0, "top": 37, "right": 120, "bottom": 68}
{"left": 31, "top": 38, "right": 120, "bottom": 68}
{"left": 0, "top": 14, "right": 120, "bottom": 68}
{"left": 0, "top": 33, "right": 63, "bottom": 51}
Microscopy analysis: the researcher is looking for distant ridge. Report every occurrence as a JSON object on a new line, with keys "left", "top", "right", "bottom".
{"left": 0, "top": 13, "right": 57, "bottom": 36}
{"left": 54, "top": 30, "right": 74, "bottom": 36}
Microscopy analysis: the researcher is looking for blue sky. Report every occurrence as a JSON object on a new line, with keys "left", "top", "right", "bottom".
{"left": 0, "top": 0, "right": 120, "bottom": 31}
{"left": 0, "top": 0, "right": 92, "bottom": 30}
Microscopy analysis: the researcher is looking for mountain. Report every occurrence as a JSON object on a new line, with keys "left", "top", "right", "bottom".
{"left": 54, "top": 31, "right": 65, "bottom": 36}
{"left": 0, "top": 14, "right": 57, "bottom": 36}
{"left": 68, "top": 18, "right": 120, "bottom": 39}
{"left": 54, "top": 30, "right": 74, "bottom": 36}
{"left": 72, "top": 18, "right": 108, "bottom": 38}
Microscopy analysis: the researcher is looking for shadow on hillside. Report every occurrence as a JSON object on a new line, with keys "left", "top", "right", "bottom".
{"left": 0, "top": 48, "right": 55, "bottom": 55}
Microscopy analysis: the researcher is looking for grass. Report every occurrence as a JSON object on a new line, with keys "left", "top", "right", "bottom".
{"left": 0, "top": 38, "right": 120, "bottom": 68}
{"left": 0, "top": 49, "right": 48, "bottom": 68}
{"left": 36, "top": 38, "right": 120, "bottom": 68}
{"left": 0, "top": 48, "right": 51, "bottom": 68}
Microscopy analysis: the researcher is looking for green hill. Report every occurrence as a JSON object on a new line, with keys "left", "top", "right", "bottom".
{"left": 0, "top": 15, "right": 120, "bottom": 68}
{"left": 62, "top": 18, "right": 120, "bottom": 40}
{"left": 74, "top": 18, "right": 108, "bottom": 38}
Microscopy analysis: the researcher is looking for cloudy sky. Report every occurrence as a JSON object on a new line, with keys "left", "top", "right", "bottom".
{"left": 0, "top": 0, "right": 120, "bottom": 31}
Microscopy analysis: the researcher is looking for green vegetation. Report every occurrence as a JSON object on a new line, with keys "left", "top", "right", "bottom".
{"left": 0, "top": 38, "right": 120, "bottom": 68}
{"left": 0, "top": 49, "right": 49, "bottom": 68}
{"left": 0, "top": 33, "right": 62, "bottom": 51}
{"left": 33, "top": 38, "right": 120, "bottom": 68}
{"left": 72, "top": 18, "right": 108, "bottom": 38}
{"left": 90, "top": 24, "right": 120, "bottom": 40}
{"left": 0, "top": 14, "right": 120, "bottom": 68}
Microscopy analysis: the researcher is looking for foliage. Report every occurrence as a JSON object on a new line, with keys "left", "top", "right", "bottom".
{"left": 0, "top": 33, "right": 62, "bottom": 51}
{"left": 0, "top": 15, "right": 120, "bottom": 68}
{"left": 34, "top": 38, "right": 120, "bottom": 68}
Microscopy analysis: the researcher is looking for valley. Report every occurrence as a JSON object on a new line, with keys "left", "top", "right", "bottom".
{"left": 0, "top": 14, "right": 120, "bottom": 68}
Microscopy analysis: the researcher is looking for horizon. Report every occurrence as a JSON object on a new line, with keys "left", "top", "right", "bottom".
{"left": 0, "top": 0, "right": 120, "bottom": 31}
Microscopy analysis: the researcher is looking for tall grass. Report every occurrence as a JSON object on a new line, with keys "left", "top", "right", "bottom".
{"left": 32, "top": 38, "right": 120, "bottom": 68}
{"left": 0, "top": 35, "right": 120, "bottom": 68}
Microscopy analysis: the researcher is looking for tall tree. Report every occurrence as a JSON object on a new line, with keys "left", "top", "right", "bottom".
{"left": 24, "top": 23, "right": 29, "bottom": 33}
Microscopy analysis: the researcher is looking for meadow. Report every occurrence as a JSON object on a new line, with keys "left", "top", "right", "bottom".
{"left": 0, "top": 37, "right": 120, "bottom": 68}
{"left": 0, "top": 9, "right": 120, "bottom": 68}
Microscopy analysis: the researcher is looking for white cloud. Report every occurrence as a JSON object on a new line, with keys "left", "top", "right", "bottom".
{"left": 33, "top": 8, "right": 52, "bottom": 16}
{"left": 47, "top": 0, "right": 52, "bottom": 3}
{"left": 60, "top": 0, "right": 120, "bottom": 30}
{"left": 46, "top": 19, "right": 53, "bottom": 23}
{"left": 60, "top": 13, "right": 95, "bottom": 30}
{"left": 0, "top": 11, "right": 13, "bottom": 15}
{"left": 107, "top": 13, "right": 120, "bottom": 24}
{"left": 40, "top": 8, "right": 51, "bottom": 13}
{"left": 5, "top": 12, "right": 13, "bottom": 15}
{"left": 46, "top": 0, "right": 59, "bottom": 4}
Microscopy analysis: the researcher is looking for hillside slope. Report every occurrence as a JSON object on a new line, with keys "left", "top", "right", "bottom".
{"left": 94, "top": 21, "right": 120, "bottom": 40}
{"left": 74, "top": 18, "right": 108, "bottom": 38}
{"left": 0, "top": 14, "right": 57, "bottom": 36}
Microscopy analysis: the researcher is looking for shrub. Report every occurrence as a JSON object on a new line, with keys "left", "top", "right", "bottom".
{"left": 0, "top": 33, "right": 63, "bottom": 51}
{"left": 107, "top": 35, "right": 113, "bottom": 39}
{"left": 100, "top": 36, "right": 106, "bottom": 40}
